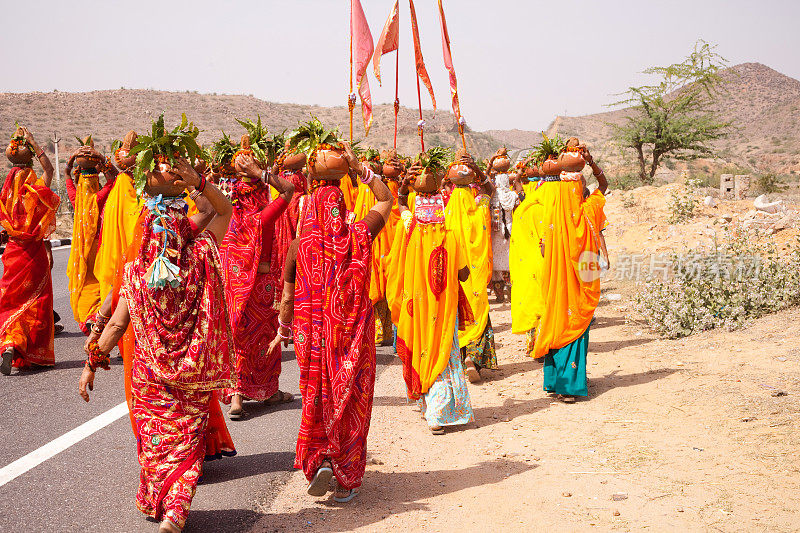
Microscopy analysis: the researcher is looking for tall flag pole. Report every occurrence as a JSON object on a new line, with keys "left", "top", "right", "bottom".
{"left": 437, "top": 0, "right": 467, "bottom": 151}
{"left": 373, "top": 1, "right": 400, "bottom": 149}
{"left": 349, "top": 3, "right": 354, "bottom": 142}
{"left": 409, "top": 0, "right": 436, "bottom": 152}
{"left": 351, "top": 0, "right": 375, "bottom": 138}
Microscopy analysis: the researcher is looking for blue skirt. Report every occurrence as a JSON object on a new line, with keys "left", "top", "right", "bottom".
{"left": 543, "top": 326, "right": 589, "bottom": 397}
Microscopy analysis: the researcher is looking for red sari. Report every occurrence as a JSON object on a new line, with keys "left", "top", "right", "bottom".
{"left": 115, "top": 213, "right": 236, "bottom": 458}
{"left": 120, "top": 197, "right": 233, "bottom": 529}
{"left": 0, "top": 167, "right": 60, "bottom": 368}
{"left": 273, "top": 170, "right": 308, "bottom": 305}
{"left": 293, "top": 185, "right": 376, "bottom": 490}
{"left": 220, "top": 180, "right": 288, "bottom": 402}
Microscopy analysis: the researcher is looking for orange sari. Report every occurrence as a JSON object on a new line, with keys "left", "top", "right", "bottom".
{"left": 0, "top": 167, "right": 60, "bottom": 368}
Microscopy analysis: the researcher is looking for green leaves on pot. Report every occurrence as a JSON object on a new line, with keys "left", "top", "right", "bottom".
{"left": 362, "top": 147, "right": 381, "bottom": 162}
{"left": 210, "top": 131, "right": 239, "bottom": 168}
{"left": 530, "top": 133, "right": 565, "bottom": 165}
{"left": 75, "top": 135, "right": 92, "bottom": 146}
{"left": 236, "top": 115, "right": 275, "bottom": 166}
{"left": 126, "top": 113, "right": 203, "bottom": 197}
{"left": 287, "top": 116, "right": 342, "bottom": 158}
{"left": 416, "top": 146, "right": 453, "bottom": 173}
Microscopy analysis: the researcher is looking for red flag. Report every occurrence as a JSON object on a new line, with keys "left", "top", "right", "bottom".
{"left": 437, "top": 0, "right": 460, "bottom": 119}
{"left": 373, "top": 1, "right": 399, "bottom": 85}
{"left": 409, "top": 0, "right": 436, "bottom": 110}
{"left": 351, "top": 0, "right": 374, "bottom": 134}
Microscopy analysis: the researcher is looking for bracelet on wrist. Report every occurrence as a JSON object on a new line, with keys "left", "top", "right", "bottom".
{"left": 197, "top": 174, "right": 207, "bottom": 193}
{"left": 360, "top": 167, "right": 376, "bottom": 185}
{"left": 278, "top": 316, "right": 292, "bottom": 330}
{"left": 86, "top": 341, "right": 111, "bottom": 372}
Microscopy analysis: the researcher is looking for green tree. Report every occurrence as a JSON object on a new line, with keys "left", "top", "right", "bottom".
{"left": 612, "top": 41, "right": 731, "bottom": 184}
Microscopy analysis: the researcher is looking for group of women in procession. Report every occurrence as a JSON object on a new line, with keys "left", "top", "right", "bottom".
{"left": 0, "top": 116, "right": 608, "bottom": 532}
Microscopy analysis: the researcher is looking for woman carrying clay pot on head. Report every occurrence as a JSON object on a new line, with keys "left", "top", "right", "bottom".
{"left": 0, "top": 127, "right": 61, "bottom": 375}
{"left": 78, "top": 116, "right": 235, "bottom": 532}
{"left": 270, "top": 136, "right": 393, "bottom": 503}
{"left": 389, "top": 152, "right": 475, "bottom": 435}
{"left": 487, "top": 147, "right": 517, "bottom": 304}
{"left": 220, "top": 136, "right": 296, "bottom": 420}
{"left": 272, "top": 140, "right": 308, "bottom": 308}
{"left": 65, "top": 136, "right": 118, "bottom": 334}
{"left": 442, "top": 150, "right": 498, "bottom": 384}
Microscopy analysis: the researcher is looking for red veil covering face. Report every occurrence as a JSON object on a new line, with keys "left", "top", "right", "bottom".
{"left": 119, "top": 196, "right": 234, "bottom": 527}
{"left": 292, "top": 185, "right": 376, "bottom": 490}
{"left": 0, "top": 166, "right": 60, "bottom": 368}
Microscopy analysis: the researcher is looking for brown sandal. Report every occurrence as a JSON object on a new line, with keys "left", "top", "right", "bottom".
{"left": 264, "top": 390, "right": 294, "bottom": 406}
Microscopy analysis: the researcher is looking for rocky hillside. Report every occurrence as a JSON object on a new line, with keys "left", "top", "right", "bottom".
{"left": 0, "top": 90, "right": 499, "bottom": 173}
{"left": 488, "top": 63, "right": 800, "bottom": 177}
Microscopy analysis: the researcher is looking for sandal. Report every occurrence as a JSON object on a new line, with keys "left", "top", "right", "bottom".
{"left": 228, "top": 407, "right": 246, "bottom": 420}
{"left": 430, "top": 425, "right": 445, "bottom": 435}
{"left": 264, "top": 390, "right": 294, "bottom": 406}
{"left": 560, "top": 395, "right": 576, "bottom": 404}
{"left": 1, "top": 348, "right": 13, "bottom": 376}
{"left": 307, "top": 463, "right": 334, "bottom": 497}
{"left": 333, "top": 487, "right": 359, "bottom": 503}
{"left": 464, "top": 360, "right": 480, "bottom": 383}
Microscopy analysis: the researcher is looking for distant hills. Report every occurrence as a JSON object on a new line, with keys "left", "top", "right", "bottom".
{"left": 2, "top": 63, "right": 798, "bottom": 179}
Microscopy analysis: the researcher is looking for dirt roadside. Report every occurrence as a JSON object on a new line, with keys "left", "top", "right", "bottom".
{"left": 252, "top": 292, "right": 800, "bottom": 532}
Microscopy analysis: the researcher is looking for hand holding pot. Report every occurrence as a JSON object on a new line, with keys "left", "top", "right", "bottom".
{"left": 167, "top": 157, "right": 202, "bottom": 190}
{"left": 342, "top": 142, "right": 365, "bottom": 177}
{"left": 234, "top": 152, "right": 262, "bottom": 180}
{"left": 581, "top": 146, "right": 594, "bottom": 166}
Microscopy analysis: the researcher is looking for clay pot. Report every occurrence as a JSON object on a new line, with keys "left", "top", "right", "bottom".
{"left": 116, "top": 130, "right": 138, "bottom": 169}
{"left": 558, "top": 150, "right": 585, "bottom": 173}
{"left": 491, "top": 156, "right": 511, "bottom": 173}
{"left": 447, "top": 163, "right": 477, "bottom": 186}
{"left": 311, "top": 148, "right": 349, "bottom": 180}
{"left": 414, "top": 168, "right": 441, "bottom": 193}
{"left": 145, "top": 168, "right": 186, "bottom": 198}
{"left": 383, "top": 161, "right": 402, "bottom": 178}
{"left": 523, "top": 165, "right": 541, "bottom": 179}
{"left": 283, "top": 152, "right": 306, "bottom": 170}
{"left": 540, "top": 157, "right": 562, "bottom": 176}
{"left": 5, "top": 143, "right": 33, "bottom": 165}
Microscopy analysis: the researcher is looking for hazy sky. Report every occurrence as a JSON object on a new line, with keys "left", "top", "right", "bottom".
{"left": 2, "top": 0, "right": 799, "bottom": 132}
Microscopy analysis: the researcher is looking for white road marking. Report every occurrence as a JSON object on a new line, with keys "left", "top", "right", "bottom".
{"left": 0, "top": 401, "right": 128, "bottom": 488}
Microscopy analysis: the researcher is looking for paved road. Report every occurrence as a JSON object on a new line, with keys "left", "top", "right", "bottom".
{"left": 0, "top": 246, "right": 393, "bottom": 532}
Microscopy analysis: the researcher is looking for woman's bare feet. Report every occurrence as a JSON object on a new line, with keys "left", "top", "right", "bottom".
{"left": 158, "top": 518, "right": 181, "bottom": 533}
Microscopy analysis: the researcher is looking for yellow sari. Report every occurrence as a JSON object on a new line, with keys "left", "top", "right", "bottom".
{"left": 510, "top": 180, "right": 547, "bottom": 335}
{"left": 352, "top": 182, "right": 391, "bottom": 304}
{"left": 67, "top": 170, "right": 101, "bottom": 326}
{"left": 95, "top": 173, "right": 142, "bottom": 302}
{"left": 444, "top": 187, "right": 491, "bottom": 348}
{"left": 530, "top": 174, "right": 604, "bottom": 359}
{"left": 393, "top": 208, "right": 467, "bottom": 396}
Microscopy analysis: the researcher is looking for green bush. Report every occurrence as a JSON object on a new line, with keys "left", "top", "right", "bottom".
{"left": 756, "top": 173, "right": 782, "bottom": 194}
{"left": 633, "top": 231, "right": 800, "bottom": 338}
{"left": 667, "top": 177, "right": 701, "bottom": 224}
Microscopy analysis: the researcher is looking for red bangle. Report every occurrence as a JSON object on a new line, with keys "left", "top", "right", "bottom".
{"left": 36, "top": 150, "right": 45, "bottom": 158}
{"left": 197, "top": 174, "right": 207, "bottom": 193}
